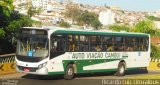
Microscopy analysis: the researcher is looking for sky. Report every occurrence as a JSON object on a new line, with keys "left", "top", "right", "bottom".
{"left": 68, "top": 0, "right": 160, "bottom": 12}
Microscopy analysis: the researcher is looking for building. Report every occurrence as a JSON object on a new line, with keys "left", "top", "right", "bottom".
{"left": 99, "top": 10, "right": 115, "bottom": 26}
{"left": 16, "top": 0, "right": 51, "bottom": 12}
{"left": 154, "top": 21, "right": 160, "bottom": 29}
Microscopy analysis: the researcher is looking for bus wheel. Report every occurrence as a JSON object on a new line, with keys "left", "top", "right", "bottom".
{"left": 64, "top": 64, "right": 75, "bottom": 80}
{"left": 116, "top": 62, "right": 126, "bottom": 76}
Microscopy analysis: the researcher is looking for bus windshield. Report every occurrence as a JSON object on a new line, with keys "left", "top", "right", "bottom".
{"left": 17, "top": 36, "right": 48, "bottom": 57}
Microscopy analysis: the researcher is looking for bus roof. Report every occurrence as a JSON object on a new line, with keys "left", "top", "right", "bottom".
{"left": 22, "top": 26, "right": 149, "bottom": 37}
{"left": 52, "top": 29, "right": 149, "bottom": 37}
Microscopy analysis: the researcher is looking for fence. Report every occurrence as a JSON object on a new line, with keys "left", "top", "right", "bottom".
{"left": 0, "top": 54, "right": 17, "bottom": 75}
{"left": 151, "top": 58, "right": 160, "bottom": 62}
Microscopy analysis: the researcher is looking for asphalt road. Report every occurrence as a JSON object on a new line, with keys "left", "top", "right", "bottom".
{"left": 0, "top": 69, "right": 160, "bottom": 85}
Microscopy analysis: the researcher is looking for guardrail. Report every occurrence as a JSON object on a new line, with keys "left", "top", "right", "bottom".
{"left": 0, "top": 54, "right": 17, "bottom": 75}
{"left": 147, "top": 58, "right": 160, "bottom": 70}
{"left": 151, "top": 58, "right": 160, "bottom": 62}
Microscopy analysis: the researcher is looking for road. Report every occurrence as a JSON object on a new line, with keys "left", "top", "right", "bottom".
{"left": 0, "top": 69, "right": 160, "bottom": 85}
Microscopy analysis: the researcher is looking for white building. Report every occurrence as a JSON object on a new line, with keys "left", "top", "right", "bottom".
{"left": 32, "top": 0, "right": 50, "bottom": 11}
{"left": 17, "top": 0, "right": 51, "bottom": 12}
{"left": 154, "top": 21, "right": 160, "bottom": 29}
{"left": 18, "top": 0, "right": 28, "bottom": 4}
{"left": 99, "top": 10, "right": 115, "bottom": 26}
{"left": 156, "top": 9, "right": 160, "bottom": 17}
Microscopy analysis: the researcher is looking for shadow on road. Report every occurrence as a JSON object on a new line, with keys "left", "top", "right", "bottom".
{"left": 21, "top": 68, "right": 148, "bottom": 80}
{"left": 126, "top": 68, "right": 148, "bottom": 75}
{"left": 21, "top": 74, "right": 64, "bottom": 80}
{"left": 77, "top": 68, "right": 148, "bottom": 78}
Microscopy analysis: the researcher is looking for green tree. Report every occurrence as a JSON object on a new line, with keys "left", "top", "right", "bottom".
{"left": 19, "top": 2, "right": 42, "bottom": 17}
{"left": 0, "top": 28, "right": 5, "bottom": 37}
{"left": 134, "top": 19, "right": 159, "bottom": 37}
{"left": 108, "top": 24, "right": 131, "bottom": 32}
{"left": 77, "top": 11, "right": 102, "bottom": 29}
{"left": 0, "top": 0, "right": 33, "bottom": 54}
{"left": 78, "top": 11, "right": 95, "bottom": 25}
{"left": 146, "top": 16, "right": 160, "bottom": 21}
{"left": 151, "top": 44, "right": 160, "bottom": 58}
{"left": 65, "top": 7, "right": 102, "bottom": 29}
{"left": 65, "top": 6, "right": 83, "bottom": 22}
{"left": 59, "top": 20, "right": 71, "bottom": 28}
{"left": 0, "top": 0, "right": 14, "bottom": 37}
{"left": 91, "top": 18, "right": 102, "bottom": 30}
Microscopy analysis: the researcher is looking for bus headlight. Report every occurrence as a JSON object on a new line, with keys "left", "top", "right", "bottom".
{"left": 38, "top": 62, "right": 47, "bottom": 69}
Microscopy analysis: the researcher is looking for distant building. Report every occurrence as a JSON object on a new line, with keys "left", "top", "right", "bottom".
{"left": 16, "top": 0, "right": 51, "bottom": 12}
{"left": 99, "top": 10, "right": 115, "bottom": 25}
{"left": 13, "top": 0, "right": 19, "bottom": 8}
{"left": 156, "top": 9, "right": 160, "bottom": 17}
{"left": 154, "top": 21, "right": 160, "bottom": 29}
{"left": 110, "top": 6, "right": 121, "bottom": 11}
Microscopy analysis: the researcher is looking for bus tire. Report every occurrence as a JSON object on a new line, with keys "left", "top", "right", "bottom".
{"left": 116, "top": 62, "right": 126, "bottom": 76}
{"left": 64, "top": 64, "right": 75, "bottom": 80}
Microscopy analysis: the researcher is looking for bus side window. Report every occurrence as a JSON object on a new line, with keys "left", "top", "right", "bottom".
{"left": 68, "top": 35, "right": 79, "bottom": 52}
{"left": 79, "top": 35, "right": 89, "bottom": 52}
{"left": 51, "top": 35, "right": 67, "bottom": 52}
{"left": 51, "top": 38, "right": 57, "bottom": 51}
{"left": 107, "top": 45, "right": 113, "bottom": 51}
{"left": 68, "top": 42, "right": 75, "bottom": 51}
{"left": 95, "top": 45, "right": 102, "bottom": 51}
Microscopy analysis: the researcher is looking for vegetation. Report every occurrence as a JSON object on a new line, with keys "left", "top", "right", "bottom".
{"left": 146, "top": 16, "right": 160, "bottom": 21}
{"left": 19, "top": 2, "right": 42, "bottom": 17}
{"left": 65, "top": 6, "right": 83, "bottom": 22}
{"left": 0, "top": 0, "right": 33, "bottom": 54}
{"left": 65, "top": 7, "right": 102, "bottom": 29}
{"left": 77, "top": 11, "right": 102, "bottom": 29}
{"left": 59, "top": 20, "right": 71, "bottom": 28}
{"left": 151, "top": 44, "right": 160, "bottom": 58}
{"left": 108, "top": 24, "right": 131, "bottom": 32}
{"left": 133, "top": 19, "right": 160, "bottom": 37}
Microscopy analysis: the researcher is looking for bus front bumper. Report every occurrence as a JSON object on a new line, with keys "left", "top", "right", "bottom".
{"left": 16, "top": 65, "right": 48, "bottom": 75}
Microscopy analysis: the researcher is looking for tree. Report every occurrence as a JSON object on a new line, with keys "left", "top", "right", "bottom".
{"left": 0, "top": 0, "right": 33, "bottom": 54}
{"left": 151, "top": 43, "right": 160, "bottom": 58}
{"left": 78, "top": 11, "right": 95, "bottom": 25}
{"left": 77, "top": 11, "right": 102, "bottom": 29}
{"left": 108, "top": 24, "right": 131, "bottom": 32}
{"left": 146, "top": 16, "right": 160, "bottom": 21}
{"left": 134, "top": 19, "right": 159, "bottom": 37}
{"left": 59, "top": 20, "right": 71, "bottom": 28}
{"left": 65, "top": 6, "right": 83, "bottom": 22}
{"left": 19, "top": 2, "right": 42, "bottom": 17}
{"left": 91, "top": 18, "right": 102, "bottom": 30}
{"left": 0, "top": 0, "right": 14, "bottom": 28}
{"left": 0, "top": 28, "right": 5, "bottom": 38}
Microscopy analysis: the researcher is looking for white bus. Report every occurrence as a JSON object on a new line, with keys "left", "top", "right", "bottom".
{"left": 16, "top": 26, "right": 150, "bottom": 79}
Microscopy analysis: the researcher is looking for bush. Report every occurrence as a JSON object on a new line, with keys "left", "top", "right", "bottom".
{"left": 59, "top": 21, "right": 71, "bottom": 28}
{"left": 108, "top": 24, "right": 131, "bottom": 32}
{"left": 151, "top": 43, "right": 160, "bottom": 58}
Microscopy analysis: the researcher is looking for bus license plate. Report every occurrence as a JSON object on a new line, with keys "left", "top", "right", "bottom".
{"left": 24, "top": 68, "right": 30, "bottom": 72}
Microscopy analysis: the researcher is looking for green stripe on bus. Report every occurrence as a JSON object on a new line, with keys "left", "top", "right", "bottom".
{"left": 54, "top": 30, "right": 149, "bottom": 37}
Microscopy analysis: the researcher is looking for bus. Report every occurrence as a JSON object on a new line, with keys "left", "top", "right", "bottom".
{"left": 15, "top": 26, "right": 150, "bottom": 79}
